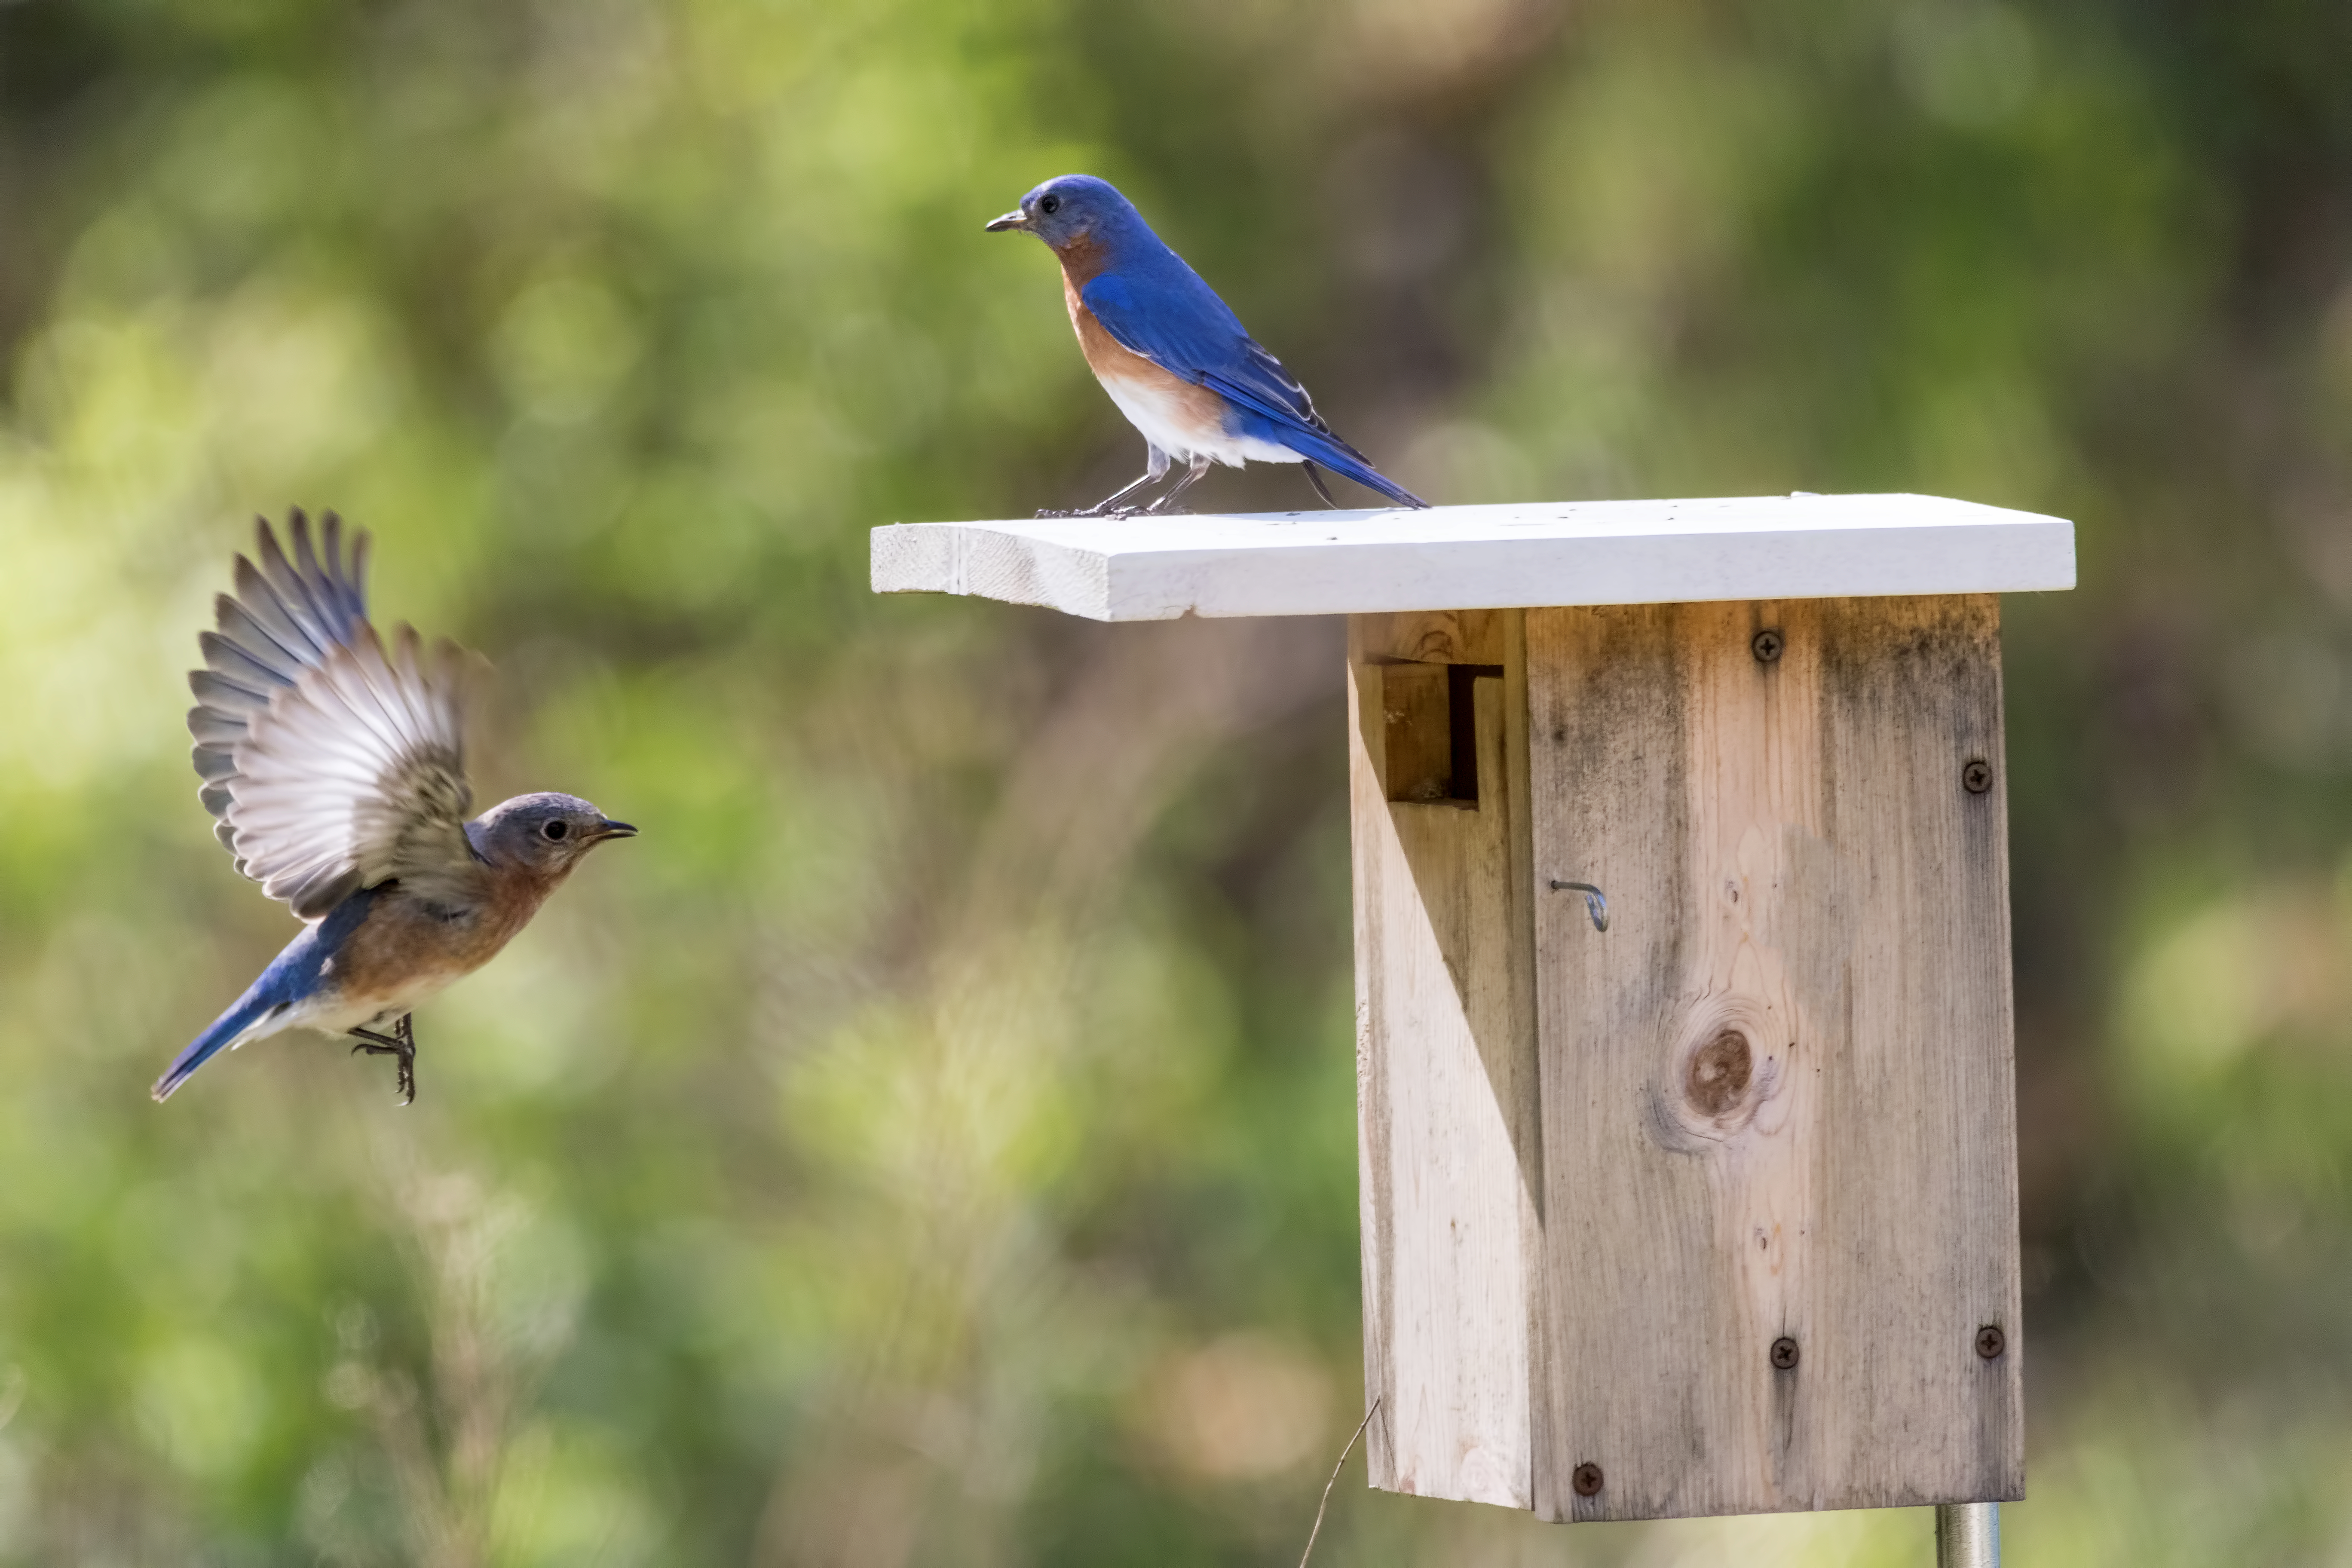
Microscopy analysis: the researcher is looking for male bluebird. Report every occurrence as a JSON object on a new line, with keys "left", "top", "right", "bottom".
{"left": 987, "top": 175, "right": 1429, "bottom": 516}
{"left": 154, "top": 510, "right": 635, "bottom": 1105}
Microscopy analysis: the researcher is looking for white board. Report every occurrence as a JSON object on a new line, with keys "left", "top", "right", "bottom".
{"left": 869, "top": 494, "right": 2075, "bottom": 620}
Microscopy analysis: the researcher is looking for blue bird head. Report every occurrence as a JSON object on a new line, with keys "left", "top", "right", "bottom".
{"left": 469, "top": 791, "right": 636, "bottom": 875}
{"left": 985, "top": 174, "right": 1145, "bottom": 252}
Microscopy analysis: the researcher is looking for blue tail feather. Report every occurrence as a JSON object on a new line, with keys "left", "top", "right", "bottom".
{"left": 152, "top": 888, "right": 377, "bottom": 1102}
{"left": 1233, "top": 410, "right": 1428, "bottom": 509}
{"left": 153, "top": 986, "right": 290, "bottom": 1102}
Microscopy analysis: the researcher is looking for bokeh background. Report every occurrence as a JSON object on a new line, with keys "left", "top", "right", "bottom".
{"left": 3, "top": 0, "right": 2351, "bottom": 1562}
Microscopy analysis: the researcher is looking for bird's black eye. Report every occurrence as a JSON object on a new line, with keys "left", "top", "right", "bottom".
{"left": 542, "top": 819, "right": 569, "bottom": 841}
{"left": 1038, "top": 194, "right": 1061, "bottom": 216}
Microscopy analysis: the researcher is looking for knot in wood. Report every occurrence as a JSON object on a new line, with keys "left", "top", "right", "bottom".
{"left": 1685, "top": 1030, "right": 1754, "bottom": 1117}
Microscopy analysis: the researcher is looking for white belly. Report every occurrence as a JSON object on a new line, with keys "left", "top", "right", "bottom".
{"left": 1097, "top": 369, "right": 1303, "bottom": 469}
{"left": 193, "top": 972, "right": 459, "bottom": 1073}
{"left": 297, "top": 974, "right": 462, "bottom": 1038}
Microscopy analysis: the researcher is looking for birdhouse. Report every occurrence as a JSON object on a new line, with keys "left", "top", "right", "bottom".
{"left": 872, "top": 494, "right": 2073, "bottom": 1528}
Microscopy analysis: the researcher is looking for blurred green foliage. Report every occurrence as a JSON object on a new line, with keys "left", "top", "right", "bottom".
{"left": 3, "top": 0, "right": 2352, "bottom": 1562}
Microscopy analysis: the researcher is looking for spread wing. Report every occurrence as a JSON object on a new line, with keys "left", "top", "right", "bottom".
{"left": 188, "top": 510, "right": 486, "bottom": 920}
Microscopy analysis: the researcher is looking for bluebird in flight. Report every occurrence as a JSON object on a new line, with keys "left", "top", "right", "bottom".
{"left": 987, "top": 175, "right": 1429, "bottom": 517}
{"left": 156, "top": 510, "right": 635, "bottom": 1105}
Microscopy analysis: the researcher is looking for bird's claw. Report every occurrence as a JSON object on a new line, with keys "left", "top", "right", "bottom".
{"left": 348, "top": 1017, "right": 418, "bottom": 1106}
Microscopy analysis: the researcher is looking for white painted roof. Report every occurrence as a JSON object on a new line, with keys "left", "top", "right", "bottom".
{"left": 870, "top": 494, "right": 2075, "bottom": 621}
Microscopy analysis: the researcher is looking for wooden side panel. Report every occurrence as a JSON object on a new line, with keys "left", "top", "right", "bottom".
{"left": 1351, "top": 611, "right": 1540, "bottom": 1510}
{"left": 1524, "top": 596, "right": 2021, "bottom": 1522}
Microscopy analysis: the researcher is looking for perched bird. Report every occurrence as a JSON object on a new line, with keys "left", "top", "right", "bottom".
{"left": 156, "top": 510, "right": 635, "bottom": 1105}
{"left": 987, "top": 174, "right": 1428, "bottom": 516}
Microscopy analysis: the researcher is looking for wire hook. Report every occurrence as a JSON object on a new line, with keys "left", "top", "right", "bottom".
{"left": 1549, "top": 880, "right": 1609, "bottom": 932}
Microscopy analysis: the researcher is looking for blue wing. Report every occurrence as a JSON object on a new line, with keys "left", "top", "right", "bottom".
{"left": 1080, "top": 268, "right": 1428, "bottom": 508}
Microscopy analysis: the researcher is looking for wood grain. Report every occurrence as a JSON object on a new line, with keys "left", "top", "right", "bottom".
{"left": 1522, "top": 595, "right": 2021, "bottom": 1521}
{"left": 1351, "top": 611, "right": 1540, "bottom": 1510}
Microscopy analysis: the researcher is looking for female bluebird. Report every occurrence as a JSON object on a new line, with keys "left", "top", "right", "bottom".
{"left": 155, "top": 511, "right": 635, "bottom": 1105}
{"left": 987, "top": 174, "right": 1429, "bottom": 517}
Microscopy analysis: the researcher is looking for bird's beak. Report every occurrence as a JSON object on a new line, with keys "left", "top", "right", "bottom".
{"left": 984, "top": 208, "right": 1029, "bottom": 233}
{"left": 590, "top": 818, "right": 637, "bottom": 842}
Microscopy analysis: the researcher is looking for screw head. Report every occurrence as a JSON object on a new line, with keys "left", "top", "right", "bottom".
{"left": 1962, "top": 759, "right": 1994, "bottom": 794}
{"left": 1752, "top": 628, "right": 1785, "bottom": 663}
{"left": 1770, "top": 1336, "right": 1800, "bottom": 1370}
{"left": 1975, "top": 1324, "right": 2006, "bottom": 1360}
{"left": 1571, "top": 1461, "right": 1605, "bottom": 1498}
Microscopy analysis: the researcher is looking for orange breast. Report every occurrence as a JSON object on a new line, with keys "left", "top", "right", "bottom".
{"left": 1060, "top": 272, "right": 1231, "bottom": 438}
{"left": 1063, "top": 276, "right": 1148, "bottom": 379}
{"left": 330, "top": 873, "right": 560, "bottom": 1001}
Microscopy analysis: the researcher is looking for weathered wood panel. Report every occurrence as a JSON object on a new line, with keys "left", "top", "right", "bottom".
{"left": 1522, "top": 596, "right": 2022, "bottom": 1522}
{"left": 1351, "top": 610, "right": 1540, "bottom": 1509}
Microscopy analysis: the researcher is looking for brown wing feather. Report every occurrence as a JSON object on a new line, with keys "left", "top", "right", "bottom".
{"left": 187, "top": 511, "right": 487, "bottom": 919}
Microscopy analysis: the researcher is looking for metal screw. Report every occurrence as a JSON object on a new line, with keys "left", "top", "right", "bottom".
{"left": 1571, "top": 1462, "right": 1605, "bottom": 1498}
{"left": 1549, "top": 880, "right": 1610, "bottom": 932}
{"left": 1752, "top": 628, "right": 1784, "bottom": 663}
{"left": 1962, "top": 759, "right": 1993, "bottom": 794}
{"left": 1975, "top": 1324, "right": 2006, "bottom": 1360}
{"left": 1770, "top": 1336, "right": 1800, "bottom": 1370}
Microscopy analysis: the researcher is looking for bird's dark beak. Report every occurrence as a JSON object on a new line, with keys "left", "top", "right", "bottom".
{"left": 984, "top": 208, "right": 1029, "bottom": 233}
{"left": 590, "top": 818, "right": 637, "bottom": 842}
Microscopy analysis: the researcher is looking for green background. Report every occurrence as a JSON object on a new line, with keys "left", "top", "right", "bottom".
{"left": 4, "top": 0, "right": 2352, "bottom": 1562}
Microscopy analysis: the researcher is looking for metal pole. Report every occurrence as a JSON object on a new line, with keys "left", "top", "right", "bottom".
{"left": 1936, "top": 1502, "right": 2000, "bottom": 1568}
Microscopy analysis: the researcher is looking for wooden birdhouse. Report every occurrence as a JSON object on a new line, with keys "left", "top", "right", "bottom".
{"left": 873, "top": 494, "right": 2073, "bottom": 1533}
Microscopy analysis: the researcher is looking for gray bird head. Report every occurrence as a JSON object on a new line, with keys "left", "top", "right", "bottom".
{"left": 985, "top": 174, "right": 1143, "bottom": 251}
{"left": 470, "top": 792, "right": 636, "bottom": 875}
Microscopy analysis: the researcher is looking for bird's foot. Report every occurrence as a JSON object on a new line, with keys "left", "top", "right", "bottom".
{"left": 348, "top": 1016, "right": 417, "bottom": 1106}
{"left": 1035, "top": 505, "right": 1144, "bottom": 520}
{"left": 1139, "top": 502, "right": 1192, "bottom": 516}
